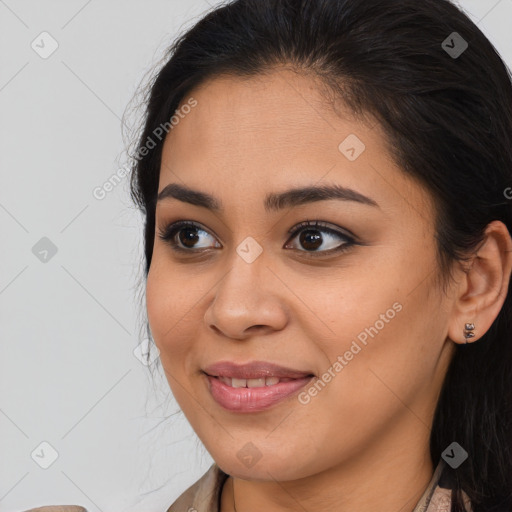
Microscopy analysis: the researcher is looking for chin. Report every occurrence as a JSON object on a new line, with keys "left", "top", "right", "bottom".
{"left": 212, "top": 451, "right": 312, "bottom": 482}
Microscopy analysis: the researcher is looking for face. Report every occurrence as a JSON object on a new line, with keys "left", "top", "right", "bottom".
{"left": 146, "top": 68, "right": 457, "bottom": 481}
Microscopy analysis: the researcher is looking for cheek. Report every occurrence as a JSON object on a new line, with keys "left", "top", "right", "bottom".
{"left": 293, "top": 262, "right": 437, "bottom": 398}
{"left": 146, "top": 266, "right": 207, "bottom": 420}
{"left": 312, "top": 289, "right": 442, "bottom": 427}
{"left": 289, "top": 268, "right": 403, "bottom": 355}
{"left": 145, "top": 263, "right": 203, "bottom": 370}
{"left": 146, "top": 264, "right": 182, "bottom": 358}
{"left": 145, "top": 265, "right": 168, "bottom": 341}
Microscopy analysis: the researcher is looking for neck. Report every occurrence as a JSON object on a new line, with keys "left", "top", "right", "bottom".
{"left": 221, "top": 426, "right": 434, "bottom": 512}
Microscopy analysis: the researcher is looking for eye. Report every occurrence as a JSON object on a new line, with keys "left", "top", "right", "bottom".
{"left": 285, "top": 220, "right": 355, "bottom": 256}
{"left": 157, "top": 219, "right": 356, "bottom": 256}
{"left": 157, "top": 220, "right": 220, "bottom": 253}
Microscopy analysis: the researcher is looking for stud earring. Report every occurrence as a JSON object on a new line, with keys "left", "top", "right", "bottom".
{"left": 463, "top": 323, "right": 475, "bottom": 344}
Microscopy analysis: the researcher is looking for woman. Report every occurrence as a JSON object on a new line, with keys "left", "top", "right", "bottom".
{"left": 24, "top": 0, "right": 512, "bottom": 511}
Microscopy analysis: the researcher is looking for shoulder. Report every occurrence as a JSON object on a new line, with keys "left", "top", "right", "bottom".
{"left": 20, "top": 507, "right": 87, "bottom": 512}
{"left": 18, "top": 465, "right": 229, "bottom": 512}
{"left": 413, "top": 459, "right": 473, "bottom": 512}
{"left": 166, "top": 463, "right": 229, "bottom": 512}
{"left": 427, "top": 487, "right": 473, "bottom": 512}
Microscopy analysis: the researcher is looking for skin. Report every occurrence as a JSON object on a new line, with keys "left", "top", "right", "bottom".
{"left": 145, "top": 67, "right": 512, "bottom": 512}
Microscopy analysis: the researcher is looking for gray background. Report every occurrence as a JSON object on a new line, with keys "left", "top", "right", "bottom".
{"left": 1, "top": 1, "right": 511, "bottom": 511}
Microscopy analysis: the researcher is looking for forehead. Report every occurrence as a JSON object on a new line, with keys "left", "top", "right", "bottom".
{"left": 159, "top": 68, "right": 435, "bottom": 226}
{"left": 163, "top": 69, "right": 378, "bottom": 180}
{"left": 166, "top": 68, "right": 369, "bottom": 156}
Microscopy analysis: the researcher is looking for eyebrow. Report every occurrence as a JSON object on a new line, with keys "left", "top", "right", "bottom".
{"left": 156, "top": 182, "right": 379, "bottom": 212}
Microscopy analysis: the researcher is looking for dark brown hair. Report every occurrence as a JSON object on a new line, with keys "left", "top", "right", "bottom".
{"left": 127, "top": 1, "right": 512, "bottom": 510}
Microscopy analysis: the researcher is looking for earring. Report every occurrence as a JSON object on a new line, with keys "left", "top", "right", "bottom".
{"left": 463, "top": 323, "right": 475, "bottom": 344}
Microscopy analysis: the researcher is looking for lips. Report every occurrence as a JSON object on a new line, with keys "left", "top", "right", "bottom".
{"left": 203, "top": 360, "right": 315, "bottom": 380}
{"left": 204, "top": 373, "right": 315, "bottom": 412}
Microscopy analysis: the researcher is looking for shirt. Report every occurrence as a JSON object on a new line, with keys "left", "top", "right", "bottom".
{"left": 165, "top": 457, "right": 472, "bottom": 512}
{"left": 20, "top": 458, "right": 472, "bottom": 512}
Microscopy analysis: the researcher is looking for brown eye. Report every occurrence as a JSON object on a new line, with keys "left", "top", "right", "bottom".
{"left": 157, "top": 219, "right": 356, "bottom": 257}
{"left": 177, "top": 226, "right": 201, "bottom": 249}
{"left": 285, "top": 220, "right": 356, "bottom": 255}
{"left": 158, "top": 221, "right": 221, "bottom": 252}
{"left": 298, "top": 229, "right": 323, "bottom": 251}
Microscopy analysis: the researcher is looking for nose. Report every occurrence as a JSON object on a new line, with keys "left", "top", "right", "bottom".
{"left": 203, "top": 251, "right": 288, "bottom": 340}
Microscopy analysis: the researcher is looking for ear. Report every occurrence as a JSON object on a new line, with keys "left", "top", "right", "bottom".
{"left": 447, "top": 220, "right": 512, "bottom": 345}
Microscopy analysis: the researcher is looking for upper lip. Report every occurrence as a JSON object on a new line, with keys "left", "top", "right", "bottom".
{"left": 203, "top": 361, "right": 315, "bottom": 379}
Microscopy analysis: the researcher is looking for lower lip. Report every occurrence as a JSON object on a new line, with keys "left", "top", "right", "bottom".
{"left": 204, "top": 373, "right": 314, "bottom": 412}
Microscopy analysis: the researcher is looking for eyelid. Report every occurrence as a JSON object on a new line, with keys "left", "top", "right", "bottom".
{"left": 157, "top": 220, "right": 219, "bottom": 252}
{"left": 287, "top": 219, "right": 358, "bottom": 240}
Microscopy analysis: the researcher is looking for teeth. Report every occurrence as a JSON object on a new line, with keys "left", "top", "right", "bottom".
{"left": 248, "top": 378, "right": 266, "bottom": 387}
{"left": 232, "top": 377, "right": 248, "bottom": 388}
{"left": 218, "top": 376, "right": 291, "bottom": 388}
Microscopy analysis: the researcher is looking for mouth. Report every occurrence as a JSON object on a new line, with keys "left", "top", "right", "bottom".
{"left": 203, "top": 373, "right": 315, "bottom": 412}
{"left": 203, "top": 360, "right": 315, "bottom": 381}
{"left": 210, "top": 375, "right": 308, "bottom": 388}
{"left": 202, "top": 360, "right": 315, "bottom": 412}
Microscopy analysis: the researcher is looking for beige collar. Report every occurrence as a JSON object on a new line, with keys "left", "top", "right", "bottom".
{"left": 167, "top": 458, "right": 472, "bottom": 512}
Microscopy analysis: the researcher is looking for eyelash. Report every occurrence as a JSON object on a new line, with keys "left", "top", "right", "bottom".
{"left": 157, "top": 219, "right": 357, "bottom": 257}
